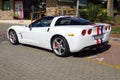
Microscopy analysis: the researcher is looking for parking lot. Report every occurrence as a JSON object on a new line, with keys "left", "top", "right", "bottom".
{"left": 0, "top": 23, "right": 120, "bottom": 80}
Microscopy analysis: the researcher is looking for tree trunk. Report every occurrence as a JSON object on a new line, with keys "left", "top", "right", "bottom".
{"left": 107, "top": 0, "right": 114, "bottom": 17}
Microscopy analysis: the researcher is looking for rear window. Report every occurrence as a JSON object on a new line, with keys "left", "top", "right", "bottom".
{"left": 55, "top": 17, "right": 93, "bottom": 26}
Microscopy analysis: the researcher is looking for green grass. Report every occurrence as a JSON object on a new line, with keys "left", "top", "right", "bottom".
{"left": 115, "top": 17, "right": 120, "bottom": 24}
{"left": 111, "top": 27, "right": 120, "bottom": 34}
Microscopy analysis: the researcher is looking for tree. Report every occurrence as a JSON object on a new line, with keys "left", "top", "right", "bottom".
{"left": 107, "top": 0, "right": 114, "bottom": 17}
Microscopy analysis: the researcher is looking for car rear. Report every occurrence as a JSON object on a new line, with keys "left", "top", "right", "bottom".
{"left": 69, "top": 24, "right": 111, "bottom": 52}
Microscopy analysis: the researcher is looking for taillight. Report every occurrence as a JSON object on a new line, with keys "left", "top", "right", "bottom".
{"left": 108, "top": 26, "right": 111, "bottom": 30}
{"left": 105, "top": 26, "right": 108, "bottom": 31}
{"left": 82, "top": 30, "right": 86, "bottom": 36}
{"left": 88, "top": 29, "right": 92, "bottom": 35}
{"left": 105, "top": 26, "right": 111, "bottom": 31}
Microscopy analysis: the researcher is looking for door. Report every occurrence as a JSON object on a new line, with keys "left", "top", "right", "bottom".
{"left": 21, "top": 27, "right": 50, "bottom": 47}
{"left": 21, "top": 16, "right": 54, "bottom": 47}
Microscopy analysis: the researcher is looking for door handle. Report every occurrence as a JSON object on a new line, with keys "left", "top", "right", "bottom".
{"left": 47, "top": 28, "right": 50, "bottom": 32}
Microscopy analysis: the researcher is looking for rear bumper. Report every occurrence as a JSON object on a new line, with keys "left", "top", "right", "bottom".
{"left": 79, "top": 41, "right": 108, "bottom": 51}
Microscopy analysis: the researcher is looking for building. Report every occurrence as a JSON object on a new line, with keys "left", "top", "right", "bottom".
{"left": 0, "top": 0, "right": 76, "bottom": 20}
{"left": 0, "top": 0, "right": 119, "bottom": 20}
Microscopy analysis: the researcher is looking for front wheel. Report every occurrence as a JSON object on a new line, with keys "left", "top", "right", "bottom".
{"left": 9, "top": 30, "right": 19, "bottom": 45}
{"left": 52, "top": 36, "right": 70, "bottom": 57}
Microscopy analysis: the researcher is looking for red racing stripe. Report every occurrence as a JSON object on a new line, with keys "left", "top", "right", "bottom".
{"left": 97, "top": 26, "right": 100, "bottom": 35}
{"left": 96, "top": 39, "right": 99, "bottom": 44}
{"left": 96, "top": 26, "right": 100, "bottom": 44}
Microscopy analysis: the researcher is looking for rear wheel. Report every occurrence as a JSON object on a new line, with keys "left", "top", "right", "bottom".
{"left": 52, "top": 36, "right": 70, "bottom": 57}
{"left": 9, "top": 30, "right": 19, "bottom": 45}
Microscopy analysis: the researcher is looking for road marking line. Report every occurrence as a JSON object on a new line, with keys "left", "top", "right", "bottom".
{"left": 93, "top": 57, "right": 104, "bottom": 62}
{"left": 87, "top": 55, "right": 97, "bottom": 59}
{"left": 85, "top": 58, "right": 120, "bottom": 70}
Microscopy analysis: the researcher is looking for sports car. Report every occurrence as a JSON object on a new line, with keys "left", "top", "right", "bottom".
{"left": 7, "top": 16, "right": 111, "bottom": 57}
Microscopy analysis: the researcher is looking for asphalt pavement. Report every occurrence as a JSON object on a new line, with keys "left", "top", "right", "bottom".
{"left": 0, "top": 41, "right": 120, "bottom": 80}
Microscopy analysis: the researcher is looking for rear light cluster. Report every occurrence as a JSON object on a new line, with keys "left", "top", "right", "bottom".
{"left": 105, "top": 26, "right": 111, "bottom": 31}
{"left": 81, "top": 29, "right": 92, "bottom": 36}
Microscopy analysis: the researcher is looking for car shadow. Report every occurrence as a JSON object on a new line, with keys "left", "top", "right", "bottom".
{"left": 21, "top": 43, "right": 111, "bottom": 58}
{"left": 21, "top": 44, "right": 53, "bottom": 53}
{"left": 71, "top": 44, "right": 111, "bottom": 58}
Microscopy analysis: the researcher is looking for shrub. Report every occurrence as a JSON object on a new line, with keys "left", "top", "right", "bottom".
{"left": 79, "top": 3, "right": 113, "bottom": 23}
{"left": 80, "top": 3, "right": 102, "bottom": 22}
{"left": 86, "top": 3, "right": 102, "bottom": 22}
{"left": 115, "top": 15, "right": 120, "bottom": 24}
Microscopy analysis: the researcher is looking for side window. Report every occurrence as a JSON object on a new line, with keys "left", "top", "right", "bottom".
{"left": 60, "top": 19, "right": 71, "bottom": 25}
{"left": 55, "top": 18, "right": 71, "bottom": 26}
{"left": 55, "top": 17, "right": 93, "bottom": 26}
{"left": 70, "top": 20, "right": 81, "bottom": 25}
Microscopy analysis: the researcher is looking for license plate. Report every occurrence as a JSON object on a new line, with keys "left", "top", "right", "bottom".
{"left": 93, "top": 35, "right": 104, "bottom": 40}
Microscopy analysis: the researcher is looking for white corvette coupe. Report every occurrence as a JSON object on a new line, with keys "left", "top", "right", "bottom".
{"left": 7, "top": 16, "right": 111, "bottom": 57}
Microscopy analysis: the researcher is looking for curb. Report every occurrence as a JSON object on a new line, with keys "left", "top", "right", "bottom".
{"left": 110, "top": 37, "right": 120, "bottom": 42}
{"left": 0, "top": 20, "right": 31, "bottom": 25}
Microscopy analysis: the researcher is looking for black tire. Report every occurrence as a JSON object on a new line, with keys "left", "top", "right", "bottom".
{"left": 9, "top": 30, "right": 19, "bottom": 45}
{"left": 51, "top": 36, "right": 70, "bottom": 57}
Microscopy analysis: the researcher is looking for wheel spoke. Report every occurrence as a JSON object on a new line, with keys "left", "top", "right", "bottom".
{"left": 59, "top": 39, "right": 65, "bottom": 50}
{"left": 58, "top": 48, "right": 62, "bottom": 55}
{"left": 54, "top": 39, "right": 59, "bottom": 48}
{"left": 59, "top": 40, "right": 63, "bottom": 45}
{"left": 61, "top": 45, "right": 65, "bottom": 50}
{"left": 61, "top": 41, "right": 65, "bottom": 49}
{"left": 55, "top": 39, "right": 59, "bottom": 44}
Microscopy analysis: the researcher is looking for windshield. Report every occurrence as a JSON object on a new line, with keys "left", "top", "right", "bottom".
{"left": 29, "top": 16, "right": 55, "bottom": 27}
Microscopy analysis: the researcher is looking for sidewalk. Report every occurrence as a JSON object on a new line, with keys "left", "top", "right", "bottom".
{"left": 110, "top": 37, "right": 120, "bottom": 42}
{"left": 0, "top": 20, "right": 31, "bottom": 25}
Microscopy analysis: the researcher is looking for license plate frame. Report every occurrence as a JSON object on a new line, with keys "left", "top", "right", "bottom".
{"left": 93, "top": 34, "right": 104, "bottom": 40}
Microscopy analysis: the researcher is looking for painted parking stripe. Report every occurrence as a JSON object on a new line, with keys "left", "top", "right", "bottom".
{"left": 85, "top": 58, "right": 120, "bottom": 70}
